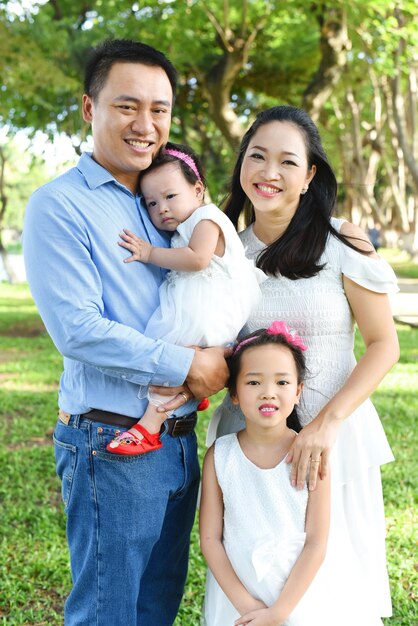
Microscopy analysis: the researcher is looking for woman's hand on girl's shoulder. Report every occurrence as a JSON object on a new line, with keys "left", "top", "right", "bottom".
{"left": 286, "top": 414, "right": 341, "bottom": 491}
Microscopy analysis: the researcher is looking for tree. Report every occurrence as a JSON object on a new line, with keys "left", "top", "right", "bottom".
{"left": 1, "top": 0, "right": 417, "bottom": 252}
{"left": 324, "top": 1, "right": 418, "bottom": 255}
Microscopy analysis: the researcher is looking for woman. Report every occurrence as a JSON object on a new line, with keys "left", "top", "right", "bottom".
{"left": 207, "top": 105, "right": 399, "bottom": 618}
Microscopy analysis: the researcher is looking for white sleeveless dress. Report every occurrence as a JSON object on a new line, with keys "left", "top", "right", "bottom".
{"left": 204, "top": 433, "right": 384, "bottom": 626}
{"left": 206, "top": 218, "right": 398, "bottom": 616}
{"left": 144, "top": 203, "right": 264, "bottom": 347}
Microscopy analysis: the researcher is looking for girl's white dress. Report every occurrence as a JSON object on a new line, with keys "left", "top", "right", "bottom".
{"left": 204, "top": 433, "right": 384, "bottom": 626}
{"left": 144, "top": 203, "right": 264, "bottom": 346}
{"left": 206, "top": 218, "right": 398, "bottom": 618}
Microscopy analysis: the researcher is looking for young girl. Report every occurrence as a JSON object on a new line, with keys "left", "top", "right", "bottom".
{"left": 200, "top": 322, "right": 384, "bottom": 626}
{"left": 107, "top": 143, "right": 264, "bottom": 455}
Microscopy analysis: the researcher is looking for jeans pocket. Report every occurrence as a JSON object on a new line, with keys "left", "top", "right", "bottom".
{"left": 53, "top": 435, "right": 77, "bottom": 510}
{"left": 96, "top": 425, "right": 124, "bottom": 452}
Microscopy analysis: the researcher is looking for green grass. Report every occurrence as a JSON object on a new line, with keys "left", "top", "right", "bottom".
{"left": 0, "top": 283, "right": 417, "bottom": 625}
{"left": 379, "top": 248, "right": 418, "bottom": 279}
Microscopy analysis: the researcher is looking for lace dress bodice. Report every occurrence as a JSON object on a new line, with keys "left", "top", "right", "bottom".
{"left": 208, "top": 218, "right": 397, "bottom": 480}
{"left": 239, "top": 218, "right": 398, "bottom": 425}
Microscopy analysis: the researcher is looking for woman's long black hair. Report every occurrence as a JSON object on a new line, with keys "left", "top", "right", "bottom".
{"left": 224, "top": 105, "right": 369, "bottom": 279}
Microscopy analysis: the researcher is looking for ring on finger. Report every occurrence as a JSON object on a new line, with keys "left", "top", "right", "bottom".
{"left": 180, "top": 392, "right": 189, "bottom": 402}
{"left": 311, "top": 458, "right": 321, "bottom": 463}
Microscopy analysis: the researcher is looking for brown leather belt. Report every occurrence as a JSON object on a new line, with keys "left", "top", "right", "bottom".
{"left": 79, "top": 408, "right": 198, "bottom": 437}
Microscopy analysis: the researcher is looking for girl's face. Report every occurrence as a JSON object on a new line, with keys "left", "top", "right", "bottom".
{"left": 141, "top": 162, "right": 204, "bottom": 231}
{"left": 240, "top": 121, "right": 316, "bottom": 220}
{"left": 231, "top": 343, "right": 302, "bottom": 431}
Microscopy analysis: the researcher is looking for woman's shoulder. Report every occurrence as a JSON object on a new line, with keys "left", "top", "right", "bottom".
{"left": 238, "top": 224, "right": 254, "bottom": 242}
{"left": 338, "top": 220, "right": 377, "bottom": 256}
{"left": 330, "top": 220, "right": 399, "bottom": 294}
{"left": 238, "top": 224, "right": 264, "bottom": 256}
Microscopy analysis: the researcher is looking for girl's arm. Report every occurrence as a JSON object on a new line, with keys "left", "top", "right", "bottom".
{"left": 287, "top": 222, "right": 399, "bottom": 490}
{"left": 119, "top": 219, "right": 224, "bottom": 271}
{"left": 200, "top": 447, "right": 267, "bottom": 616}
{"left": 235, "top": 472, "right": 330, "bottom": 626}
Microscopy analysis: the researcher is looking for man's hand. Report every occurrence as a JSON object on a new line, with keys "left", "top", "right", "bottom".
{"left": 150, "top": 346, "right": 230, "bottom": 414}
{"left": 119, "top": 228, "right": 153, "bottom": 263}
{"left": 149, "top": 384, "right": 195, "bottom": 414}
{"left": 186, "top": 346, "right": 230, "bottom": 399}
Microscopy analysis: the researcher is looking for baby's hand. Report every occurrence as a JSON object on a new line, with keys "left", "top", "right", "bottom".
{"left": 119, "top": 229, "right": 153, "bottom": 264}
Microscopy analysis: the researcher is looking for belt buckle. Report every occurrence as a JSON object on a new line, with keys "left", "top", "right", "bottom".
{"left": 170, "top": 417, "right": 184, "bottom": 437}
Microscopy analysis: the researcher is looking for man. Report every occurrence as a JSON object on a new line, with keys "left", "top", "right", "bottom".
{"left": 23, "top": 39, "right": 228, "bottom": 626}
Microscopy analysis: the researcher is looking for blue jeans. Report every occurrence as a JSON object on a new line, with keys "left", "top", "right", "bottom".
{"left": 54, "top": 414, "right": 200, "bottom": 626}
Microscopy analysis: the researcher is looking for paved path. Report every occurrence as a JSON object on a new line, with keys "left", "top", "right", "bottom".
{"left": 389, "top": 278, "right": 418, "bottom": 327}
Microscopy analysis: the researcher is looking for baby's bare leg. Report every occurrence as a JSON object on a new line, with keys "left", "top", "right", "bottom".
{"left": 127, "top": 402, "right": 167, "bottom": 437}
{"left": 106, "top": 397, "right": 172, "bottom": 455}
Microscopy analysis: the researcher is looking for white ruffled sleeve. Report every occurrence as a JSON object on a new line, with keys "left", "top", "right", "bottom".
{"left": 340, "top": 245, "right": 399, "bottom": 294}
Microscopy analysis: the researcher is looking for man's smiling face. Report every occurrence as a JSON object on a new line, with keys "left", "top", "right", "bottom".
{"left": 82, "top": 61, "right": 173, "bottom": 193}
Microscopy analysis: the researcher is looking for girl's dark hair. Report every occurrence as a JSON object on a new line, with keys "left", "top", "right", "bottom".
{"left": 84, "top": 39, "right": 177, "bottom": 101}
{"left": 227, "top": 327, "right": 307, "bottom": 433}
{"left": 138, "top": 142, "right": 207, "bottom": 189}
{"left": 224, "top": 105, "right": 370, "bottom": 279}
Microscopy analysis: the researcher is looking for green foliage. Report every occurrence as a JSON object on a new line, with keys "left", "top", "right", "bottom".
{"left": 1, "top": 0, "right": 417, "bottom": 219}
{"left": 0, "top": 282, "right": 417, "bottom": 624}
{"left": 380, "top": 249, "right": 418, "bottom": 279}
{"left": 0, "top": 137, "right": 56, "bottom": 233}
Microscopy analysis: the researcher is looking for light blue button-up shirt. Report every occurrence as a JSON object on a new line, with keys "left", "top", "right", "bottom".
{"left": 23, "top": 153, "right": 194, "bottom": 417}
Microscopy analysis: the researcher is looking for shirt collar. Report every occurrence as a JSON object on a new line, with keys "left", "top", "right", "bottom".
{"left": 77, "top": 152, "right": 139, "bottom": 195}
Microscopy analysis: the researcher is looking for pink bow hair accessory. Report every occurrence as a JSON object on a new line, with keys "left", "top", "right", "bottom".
{"left": 266, "top": 321, "right": 307, "bottom": 351}
{"left": 164, "top": 148, "right": 202, "bottom": 182}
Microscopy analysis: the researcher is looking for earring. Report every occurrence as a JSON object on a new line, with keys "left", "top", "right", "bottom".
{"left": 301, "top": 185, "right": 309, "bottom": 195}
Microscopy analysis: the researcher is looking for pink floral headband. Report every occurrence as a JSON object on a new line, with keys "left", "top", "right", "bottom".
{"left": 164, "top": 148, "right": 202, "bottom": 183}
{"left": 233, "top": 321, "right": 307, "bottom": 354}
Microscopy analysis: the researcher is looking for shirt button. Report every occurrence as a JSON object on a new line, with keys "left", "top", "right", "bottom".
{"left": 122, "top": 375, "right": 127, "bottom": 379}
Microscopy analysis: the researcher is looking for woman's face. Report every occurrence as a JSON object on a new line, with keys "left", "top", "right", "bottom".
{"left": 240, "top": 121, "right": 316, "bottom": 220}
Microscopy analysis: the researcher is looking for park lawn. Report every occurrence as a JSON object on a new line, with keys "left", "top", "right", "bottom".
{"left": 0, "top": 283, "right": 417, "bottom": 625}
{"left": 379, "top": 248, "right": 418, "bottom": 279}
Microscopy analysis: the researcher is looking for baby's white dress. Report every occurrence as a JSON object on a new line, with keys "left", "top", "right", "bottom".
{"left": 144, "top": 203, "right": 264, "bottom": 347}
{"left": 204, "top": 433, "right": 383, "bottom": 626}
{"left": 206, "top": 218, "right": 398, "bottom": 617}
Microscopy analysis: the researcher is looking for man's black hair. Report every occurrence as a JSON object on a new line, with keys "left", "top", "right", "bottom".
{"left": 84, "top": 39, "right": 177, "bottom": 101}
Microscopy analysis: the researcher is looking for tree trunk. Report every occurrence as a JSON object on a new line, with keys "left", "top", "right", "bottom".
{"left": 0, "top": 146, "right": 7, "bottom": 253}
{"left": 200, "top": 1, "right": 269, "bottom": 149}
{"left": 303, "top": 4, "right": 350, "bottom": 121}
